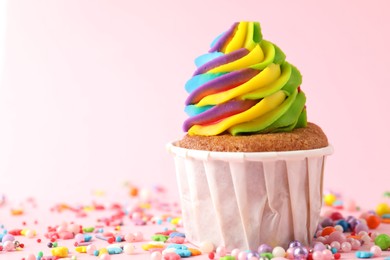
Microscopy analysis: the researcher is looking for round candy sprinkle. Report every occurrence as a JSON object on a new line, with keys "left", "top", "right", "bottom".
{"left": 313, "top": 242, "right": 326, "bottom": 252}
{"left": 366, "top": 215, "right": 381, "bottom": 229}
{"left": 321, "top": 226, "right": 335, "bottom": 236}
{"left": 374, "top": 233, "right": 390, "bottom": 250}
{"left": 237, "top": 251, "right": 247, "bottom": 260}
{"left": 324, "top": 193, "right": 337, "bottom": 206}
{"left": 124, "top": 243, "right": 136, "bottom": 254}
{"left": 330, "top": 211, "right": 343, "bottom": 221}
{"left": 258, "top": 244, "right": 272, "bottom": 254}
{"left": 272, "top": 246, "right": 285, "bottom": 257}
{"left": 330, "top": 241, "right": 341, "bottom": 250}
{"left": 288, "top": 240, "right": 301, "bottom": 248}
{"left": 26, "top": 254, "right": 36, "bottom": 260}
{"left": 355, "top": 222, "right": 369, "bottom": 234}
{"left": 231, "top": 249, "right": 240, "bottom": 258}
{"left": 151, "top": 251, "right": 162, "bottom": 260}
{"left": 312, "top": 250, "right": 323, "bottom": 260}
{"left": 341, "top": 241, "right": 352, "bottom": 252}
{"left": 370, "top": 245, "right": 382, "bottom": 257}
{"left": 322, "top": 249, "right": 333, "bottom": 260}
{"left": 3, "top": 240, "right": 14, "bottom": 251}
{"left": 199, "top": 241, "right": 214, "bottom": 253}
{"left": 293, "top": 246, "right": 309, "bottom": 258}
{"left": 375, "top": 203, "right": 390, "bottom": 216}
{"left": 321, "top": 217, "right": 333, "bottom": 228}
{"left": 1, "top": 233, "right": 15, "bottom": 243}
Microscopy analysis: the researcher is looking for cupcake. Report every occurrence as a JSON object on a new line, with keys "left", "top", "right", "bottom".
{"left": 167, "top": 21, "right": 333, "bottom": 250}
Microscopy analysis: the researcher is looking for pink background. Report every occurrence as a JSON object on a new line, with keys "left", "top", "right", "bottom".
{"left": 1, "top": 0, "right": 390, "bottom": 209}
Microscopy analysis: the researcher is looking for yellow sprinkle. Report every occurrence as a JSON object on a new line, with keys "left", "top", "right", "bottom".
{"left": 142, "top": 243, "right": 165, "bottom": 251}
{"left": 99, "top": 248, "right": 108, "bottom": 256}
{"left": 51, "top": 246, "right": 69, "bottom": 257}
{"left": 324, "top": 194, "right": 337, "bottom": 206}
{"left": 171, "top": 217, "right": 181, "bottom": 225}
{"left": 75, "top": 246, "right": 87, "bottom": 253}
{"left": 140, "top": 203, "right": 151, "bottom": 209}
{"left": 83, "top": 206, "right": 95, "bottom": 212}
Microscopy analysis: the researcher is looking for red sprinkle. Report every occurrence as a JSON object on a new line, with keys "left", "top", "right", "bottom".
{"left": 334, "top": 252, "right": 341, "bottom": 259}
{"left": 37, "top": 238, "right": 42, "bottom": 243}
{"left": 208, "top": 252, "right": 215, "bottom": 259}
{"left": 107, "top": 237, "right": 115, "bottom": 244}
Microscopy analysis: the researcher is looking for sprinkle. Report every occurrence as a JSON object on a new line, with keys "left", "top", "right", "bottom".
{"left": 51, "top": 246, "right": 69, "bottom": 257}
{"left": 355, "top": 251, "right": 374, "bottom": 258}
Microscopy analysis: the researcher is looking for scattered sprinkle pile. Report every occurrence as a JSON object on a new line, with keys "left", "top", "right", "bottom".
{"left": 1, "top": 186, "right": 390, "bottom": 260}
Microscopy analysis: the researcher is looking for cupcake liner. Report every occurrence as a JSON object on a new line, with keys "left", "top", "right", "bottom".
{"left": 168, "top": 143, "right": 333, "bottom": 250}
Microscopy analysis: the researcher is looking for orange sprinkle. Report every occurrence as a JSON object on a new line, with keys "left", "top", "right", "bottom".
{"left": 381, "top": 218, "right": 390, "bottom": 224}
{"left": 346, "top": 235, "right": 361, "bottom": 240}
{"left": 321, "top": 226, "right": 336, "bottom": 236}
{"left": 366, "top": 215, "right": 381, "bottom": 229}
{"left": 188, "top": 248, "right": 202, "bottom": 256}
{"left": 11, "top": 209, "right": 24, "bottom": 216}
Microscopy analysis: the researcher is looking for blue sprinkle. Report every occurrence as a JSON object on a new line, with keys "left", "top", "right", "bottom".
{"left": 83, "top": 234, "right": 92, "bottom": 242}
{"left": 108, "top": 247, "right": 123, "bottom": 255}
{"left": 169, "top": 232, "right": 186, "bottom": 238}
{"left": 174, "top": 249, "right": 192, "bottom": 257}
{"left": 335, "top": 219, "right": 349, "bottom": 232}
{"left": 93, "top": 250, "right": 99, "bottom": 256}
{"left": 156, "top": 219, "right": 163, "bottom": 225}
{"left": 167, "top": 244, "right": 188, "bottom": 250}
{"left": 115, "top": 236, "right": 122, "bottom": 242}
{"left": 331, "top": 247, "right": 337, "bottom": 254}
{"left": 355, "top": 251, "right": 374, "bottom": 258}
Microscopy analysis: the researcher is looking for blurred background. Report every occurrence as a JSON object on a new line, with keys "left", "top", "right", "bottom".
{"left": 0, "top": 0, "right": 389, "bottom": 209}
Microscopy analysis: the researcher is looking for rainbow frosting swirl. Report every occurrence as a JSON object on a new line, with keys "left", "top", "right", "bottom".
{"left": 184, "top": 21, "right": 307, "bottom": 136}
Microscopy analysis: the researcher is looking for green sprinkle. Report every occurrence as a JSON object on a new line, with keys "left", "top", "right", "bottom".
{"left": 220, "top": 256, "right": 235, "bottom": 260}
{"left": 261, "top": 252, "right": 273, "bottom": 259}
{"left": 151, "top": 234, "right": 168, "bottom": 242}
{"left": 82, "top": 227, "right": 95, "bottom": 233}
{"left": 375, "top": 234, "right": 390, "bottom": 250}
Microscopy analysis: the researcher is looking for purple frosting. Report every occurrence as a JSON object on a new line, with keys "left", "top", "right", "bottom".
{"left": 193, "top": 48, "right": 249, "bottom": 76}
{"left": 208, "top": 22, "right": 239, "bottom": 53}
{"left": 185, "top": 68, "right": 259, "bottom": 105}
{"left": 182, "top": 100, "right": 257, "bottom": 131}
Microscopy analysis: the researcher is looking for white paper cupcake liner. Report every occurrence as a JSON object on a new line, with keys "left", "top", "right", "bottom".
{"left": 167, "top": 142, "right": 333, "bottom": 250}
